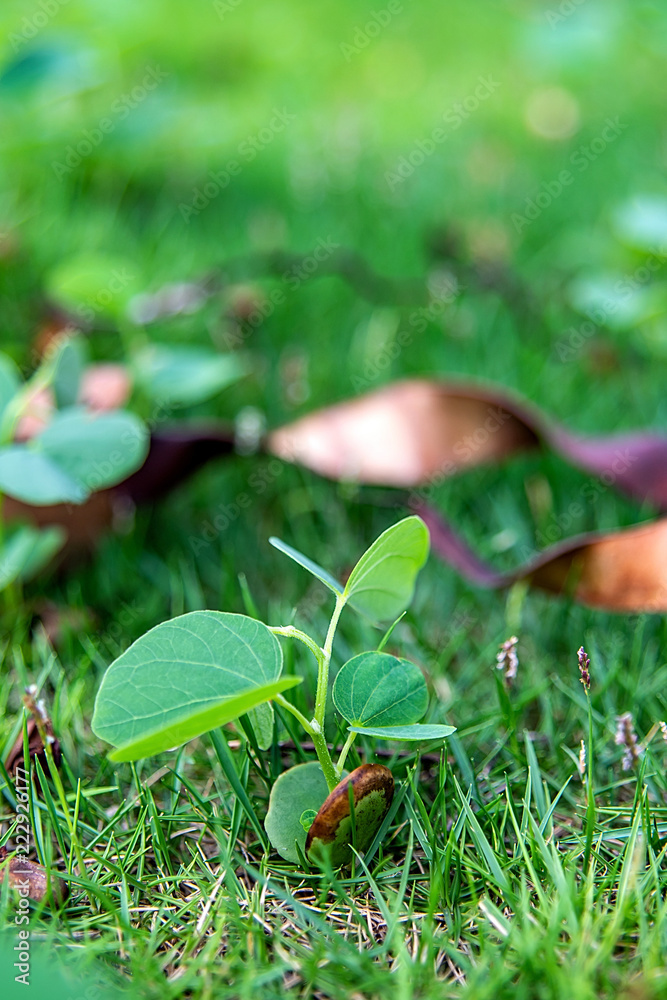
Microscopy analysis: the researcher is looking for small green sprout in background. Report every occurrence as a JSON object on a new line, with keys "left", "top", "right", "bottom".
{"left": 0, "top": 340, "right": 148, "bottom": 601}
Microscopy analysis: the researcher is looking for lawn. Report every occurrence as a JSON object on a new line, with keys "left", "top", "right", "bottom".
{"left": 1, "top": 1, "right": 667, "bottom": 997}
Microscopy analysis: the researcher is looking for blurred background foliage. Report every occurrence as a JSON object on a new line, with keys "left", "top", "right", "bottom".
{"left": 0, "top": 0, "right": 666, "bottom": 644}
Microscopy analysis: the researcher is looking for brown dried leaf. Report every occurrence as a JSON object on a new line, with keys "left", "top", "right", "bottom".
{"left": 268, "top": 380, "right": 539, "bottom": 487}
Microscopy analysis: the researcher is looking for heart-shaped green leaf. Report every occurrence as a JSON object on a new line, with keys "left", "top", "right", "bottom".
{"left": 133, "top": 345, "right": 246, "bottom": 407}
{"left": 269, "top": 536, "right": 343, "bottom": 595}
{"left": 92, "top": 611, "right": 300, "bottom": 761}
{"left": 344, "top": 515, "right": 429, "bottom": 623}
{"left": 265, "top": 762, "right": 330, "bottom": 863}
{"left": 333, "top": 651, "right": 428, "bottom": 728}
{"left": 348, "top": 723, "right": 456, "bottom": 741}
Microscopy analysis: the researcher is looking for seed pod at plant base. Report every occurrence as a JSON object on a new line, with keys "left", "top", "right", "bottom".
{"left": 306, "top": 763, "right": 394, "bottom": 868}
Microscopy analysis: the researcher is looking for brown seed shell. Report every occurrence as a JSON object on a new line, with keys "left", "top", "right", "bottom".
{"left": 0, "top": 847, "right": 69, "bottom": 904}
{"left": 305, "top": 763, "right": 394, "bottom": 866}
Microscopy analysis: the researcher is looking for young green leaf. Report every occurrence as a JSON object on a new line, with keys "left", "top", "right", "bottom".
{"left": 92, "top": 611, "right": 301, "bottom": 761}
{"left": 0, "top": 447, "right": 85, "bottom": 504}
{"left": 344, "top": 515, "right": 429, "bottom": 623}
{"left": 264, "top": 762, "right": 330, "bottom": 863}
{"left": 0, "top": 408, "right": 149, "bottom": 505}
{"left": 37, "top": 407, "right": 148, "bottom": 492}
{"left": 0, "top": 353, "right": 20, "bottom": 427}
{"left": 52, "top": 336, "right": 86, "bottom": 408}
{"left": 332, "top": 651, "right": 428, "bottom": 728}
{"left": 133, "top": 345, "right": 246, "bottom": 407}
{"left": 348, "top": 723, "right": 456, "bottom": 741}
{"left": 269, "top": 536, "right": 344, "bottom": 595}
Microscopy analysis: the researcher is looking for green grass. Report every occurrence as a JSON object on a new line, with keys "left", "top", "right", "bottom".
{"left": 2, "top": 0, "right": 667, "bottom": 996}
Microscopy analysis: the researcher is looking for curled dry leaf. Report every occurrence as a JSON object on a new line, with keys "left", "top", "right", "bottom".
{"left": 5, "top": 716, "right": 61, "bottom": 779}
{"left": 268, "top": 378, "right": 667, "bottom": 507}
{"left": 305, "top": 763, "right": 394, "bottom": 867}
{"left": 266, "top": 378, "right": 667, "bottom": 613}
{"left": 269, "top": 380, "right": 540, "bottom": 486}
{"left": 418, "top": 503, "right": 667, "bottom": 613}
{"left": 0, "top": 846, "right": 68, "bottom": 905}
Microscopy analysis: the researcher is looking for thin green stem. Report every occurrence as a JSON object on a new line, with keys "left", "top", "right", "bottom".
{"left": 268, "top": 625, "right": 324, "bottom": 667}
{"left": 583, "top": 692, "right": 596, "bottom": 871}
{"left": 314, "top": 594, "right": 346, "bottom": 729}
{"left": 311, "top": 727, "right": 339, "bottom": 792}
{"left": 270, "top": 621, "right": 339, "bottom": 792}
{"left": 335, "top": 730, "right": 357, "bottom": 777}
{"left": 274, "top": 694, "right": 315, "bottom": 736}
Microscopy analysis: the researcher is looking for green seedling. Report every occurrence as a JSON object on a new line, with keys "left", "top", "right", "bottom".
{"left": 92, "top": 515, "right": 456, "bottom": 864}
{"left": 0, "top": 340, "right": 148, "bottom": 597}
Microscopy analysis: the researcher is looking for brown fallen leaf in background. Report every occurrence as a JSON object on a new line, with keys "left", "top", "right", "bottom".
{"left": 3, "top": 490, "right": 120, "bottom": 558}
{"left": 268, "top": 378, "right": 667, "bottom": 508}
{"left": 266, "top": 379, "right": 667, "bottom": 612}
{"left": 415, "top": 503, "right": 667, "bottom": 613}
{"left": 7, "top": 367, "right": 667, "bottom": 613}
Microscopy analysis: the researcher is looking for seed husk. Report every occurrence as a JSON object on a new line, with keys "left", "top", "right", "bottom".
{"left": 305, "top": 763, "right": 394, "bottom": 867}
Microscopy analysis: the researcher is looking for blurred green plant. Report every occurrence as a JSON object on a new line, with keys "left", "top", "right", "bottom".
{"left": 0, "top": 337, "right": 148, "bottom": 598}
